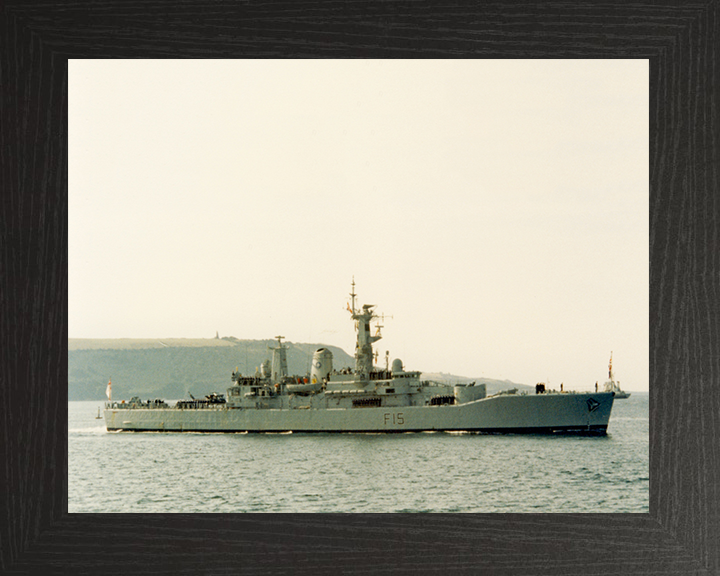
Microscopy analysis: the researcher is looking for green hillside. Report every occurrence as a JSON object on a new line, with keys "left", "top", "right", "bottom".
{"left": 68, "top": 338, "right": 355, "bottom": 401}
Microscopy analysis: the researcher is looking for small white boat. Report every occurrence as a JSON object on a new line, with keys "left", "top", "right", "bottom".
{"left": 602, "top": 352, "right": 630, "bottom": 399}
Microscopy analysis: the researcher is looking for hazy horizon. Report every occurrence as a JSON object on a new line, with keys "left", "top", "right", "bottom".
{"left": 69, "top": 60, "right": 649, "bottom": 392}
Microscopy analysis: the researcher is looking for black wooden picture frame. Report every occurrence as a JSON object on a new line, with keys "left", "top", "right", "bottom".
{"left": 1, "top": 2, "right": 717, "bottom": 574}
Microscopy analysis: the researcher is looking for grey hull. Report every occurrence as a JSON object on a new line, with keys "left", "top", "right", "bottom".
{"left": 105, "top": 391, "right": 614, "bottom": 435}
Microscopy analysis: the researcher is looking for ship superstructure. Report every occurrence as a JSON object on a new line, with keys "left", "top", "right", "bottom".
{"left": 105, "top": 281, "right": 615, "bottom": 434}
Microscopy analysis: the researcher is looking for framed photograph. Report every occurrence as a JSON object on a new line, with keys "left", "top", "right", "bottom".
{"left": 2, "top": 2, "right": 717, "bottom": 574}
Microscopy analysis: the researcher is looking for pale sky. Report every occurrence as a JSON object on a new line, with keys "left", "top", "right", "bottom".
{"left": 69, "top": 59, "right": 649, "bottom": 391}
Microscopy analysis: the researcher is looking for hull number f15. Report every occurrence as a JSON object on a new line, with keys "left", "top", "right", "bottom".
{"left": 383, "top": 412, "right": 405, "bottom": 425}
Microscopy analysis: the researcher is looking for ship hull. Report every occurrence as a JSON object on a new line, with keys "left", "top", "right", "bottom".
{"left": 105, "top": 392, "right": 614, "bottom": 435}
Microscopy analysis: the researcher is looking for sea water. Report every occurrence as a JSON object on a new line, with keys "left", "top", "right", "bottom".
{"left": 68, "top": 394, "right": 648, "bottom": 513}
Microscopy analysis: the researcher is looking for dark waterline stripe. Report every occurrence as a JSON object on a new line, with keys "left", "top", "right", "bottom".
{"left": 105, "top": 425, "right": 608, "bottom": 436}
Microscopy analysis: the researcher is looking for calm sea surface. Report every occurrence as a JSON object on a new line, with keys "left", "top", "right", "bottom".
{"left": 69, "top": 394, "right": 648, "bottom": 513}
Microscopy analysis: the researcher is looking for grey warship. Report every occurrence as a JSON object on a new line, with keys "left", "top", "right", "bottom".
{"left": 105, "top": 282, "right": 615, "bottom": 434}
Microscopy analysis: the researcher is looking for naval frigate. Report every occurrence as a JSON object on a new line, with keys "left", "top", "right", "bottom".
{"left": 104, "top": 281, "right": 615, "bottom": 434}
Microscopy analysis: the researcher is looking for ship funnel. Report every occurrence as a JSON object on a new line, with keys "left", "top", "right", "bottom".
{"left": 269, "top": 336, "right": 288, "bottom": 383}
{"left": 271, "top": 350, "right": 288, "bottom": 382}
{"left": 311, "top": 348, "right": 333, "bottom": 384}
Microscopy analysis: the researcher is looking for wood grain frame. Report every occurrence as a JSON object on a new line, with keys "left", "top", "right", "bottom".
{"left": 1, "top": 2, "right": 717, "bottom": 574}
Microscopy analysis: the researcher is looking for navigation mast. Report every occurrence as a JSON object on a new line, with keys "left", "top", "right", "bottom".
{"left": 348, "top": 280, "right": 382, "bottom": 376}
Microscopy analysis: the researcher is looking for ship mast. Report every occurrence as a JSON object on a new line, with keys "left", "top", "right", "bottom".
{"left": 350, "top": 277, "right": 357, "bottom": 315}
{"left": 348, "top": 279, "right": 382, "bottom": 376}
